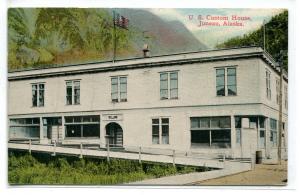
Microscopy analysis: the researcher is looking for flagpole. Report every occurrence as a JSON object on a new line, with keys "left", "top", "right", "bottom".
{"left": 113, "top": 10, "right": 116, "bottom": 63}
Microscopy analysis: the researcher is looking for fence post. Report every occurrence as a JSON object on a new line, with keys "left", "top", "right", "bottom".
{"left": 139, "top": 146, "right": 142, "bottom": 164}
{"left": 29, "top": 139, "right": 32, "bottom": 154}
{"left": 107, "top": 143, "right": 110, "bottom": 162}
{"left": 52, "top": 140, "right": 56, "bottom": 156}
{"left": 172, "top": 149, "right": 175, "bottom": 167}
{"left": 79, "top": 142, "right": 83, "bottom": 159}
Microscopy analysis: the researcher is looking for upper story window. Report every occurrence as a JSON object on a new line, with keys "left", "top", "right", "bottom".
{"left": 160, "top": 71, "right": 178, "bottom": 100}
{"left": 276, "top": 79, "right": 280, "bottom": 105}
{"left": 152, "top": 118, "right": 169, "bottom": 144}
{"left": 216, "top": 67, "right": 237, "bottom": 96}
{"left": 32, "top": 83, "right": 44, "bottom": 107}
{"left": 66, "top": 80, "right": 80, "bottom": 105}
{"left": 266, "top": 70, "right": 271, "bottom": 100}
{"left": 284, "top": 85, "right": 288, "bottom": 109}
{"left": 111, "top": 76, "right": 127, "bottom": 102}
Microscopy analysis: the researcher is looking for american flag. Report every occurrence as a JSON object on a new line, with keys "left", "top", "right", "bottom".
{"left": 114, "top": 14, "right": 129, "bottom": 29}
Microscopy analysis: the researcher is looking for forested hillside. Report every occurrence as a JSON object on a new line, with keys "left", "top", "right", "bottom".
{"left": 216, "top": 10, "right": 288, "bottom": 71}
{"left": 8, "top": 8, "right": 206, "bottom": 71}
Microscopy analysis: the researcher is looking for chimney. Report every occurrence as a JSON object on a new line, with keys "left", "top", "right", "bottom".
{"left": 143, "top": 44, "right": 150, "bottom": 58}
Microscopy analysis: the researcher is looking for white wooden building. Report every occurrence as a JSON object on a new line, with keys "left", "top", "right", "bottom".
{"left": 8, "top": 46, "right": 288, "bottom": 160}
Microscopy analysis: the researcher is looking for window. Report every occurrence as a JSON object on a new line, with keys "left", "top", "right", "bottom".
{"left": 276, "top": 79, "right": 280, "bottom": 105}
{"left": 160, "top": 71, "right": 178, "bottom": 99}
{"left": 111, "top": 76, "right": 127, "bottom": 102}
{"left": 32, "top": 83, "right": 45, "bottom": 107}
{"left": 9, "top": 118, "right": 40, "bottom": 139}
{"left": 216, "top": 67, "right": 237, "bottom": 96}
{"left": 266, "top": 70, "right": 271, "bottom": 100}
{"left": 259, "top": 117, "right": 266, "bottom": 148}
{"left": 284, "top": 85, "right": 288, "bottom": 109}
{"left": 191, "top": 116, "right": 231, "bottom": 148}
{"left": 66, "top": 80, "right": 80, "bottom": 105}
{"left": 65, "top": 115, "right": 100, "bottom": 138}
{"left": 270, "top": 118, "right": 277, "bottom": 147}
{"left": 152, "top": 118, "right": 169, "bottom": 144}
{"left": 235, "top": 116, "right": 241, "bottom": 146}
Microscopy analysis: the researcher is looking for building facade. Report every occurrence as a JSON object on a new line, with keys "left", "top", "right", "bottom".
{"left": 8, "top": 47, "right": 288, "bottom": 160}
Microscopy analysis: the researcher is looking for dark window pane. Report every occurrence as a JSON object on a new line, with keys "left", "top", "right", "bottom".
{"left": 216, "top": 69, "right": 225, "bottom": 76}
{"left": 235, "top": 116, "right": 241, "bottom": 128}
{"left": 200, "top": 117, "right": 210, "bottom": 128}
{"left": 216, "top": 86, "right": 225, "bottom": 96}
{"left": 83, "top": 124, "right": 100, "bottom": 137}
{"left": 32, "top": 84, "right": 37, "bottom": 107}
{"left": 227, "top": 85, "right": 237, "bottom": 96}
{"left": 162, "top": 125, "right": 169, "bottom": 144}
{"left": 160, "top": 73, "right": 168, "bottom": 81}
{"left": 227, "top": 75, "right": 236, "bottom": 85}
{"left": 191, "top": 118, "right": 200, "bottom": 129}
{"left": 152, "top": 119, "right": 159, "bottom": 124}
{"left": 191, "top": 130, "right": 210, "bottom": 147}
{"left": 170, "top": 89, "right": 178, "bottom": 99}
{"left": 74, "top": 116, "right": 81, "bottom": 123}
{"left": 160, "top": 89, "right": 168, "bottom": 99}
{"left": 65, "top": 117, "right": 73, "bottom": 123}
{"left": 220, "top": 117, "right": 231, "bottom": 128}
{"left": 65, "top": 125, "right": 81, "bottom": 137}
{"left": 152, "top": 125, "right": 159, "bottom": 144}
{"left": 161, "top": 118, "right": 169, "bottom": 124}
{"left": 211, "top": 130, "right": 231, "bottom": 148}
{"left": 227, "top": 68, "right": 236, "bottom": 75}
{"left": 216, "top": 76, "right": 225, "bottom": 86}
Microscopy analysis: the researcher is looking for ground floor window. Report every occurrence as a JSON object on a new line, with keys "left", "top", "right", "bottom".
{"left": 191, "top": 116, "right": 231, "bottom": 148}
{"left": 259, "top": 117, "right": 266, "bottom": 148}
{"left": 65, "top": 115, "right": 100, "bottom": 138}
{"left": 9, "top": 118, "right": 40, "bottom": 139}
{"left": 270, "top": 118, "right": 277, "bottom": 147}
{"left": 152, "top": 118, "right": 169, "bottom": 144}
{"left": 235, "top": 116, "right": 241, "bottom": 146}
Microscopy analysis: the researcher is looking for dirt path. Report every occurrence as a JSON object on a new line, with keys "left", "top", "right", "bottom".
{"left": 193, "top": 161, "right": 288, "bottom": 186}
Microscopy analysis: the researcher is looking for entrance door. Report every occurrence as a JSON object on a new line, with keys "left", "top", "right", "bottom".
{"left": 43, "top": 117, "right": 62, "bottom": 143}
{"left": 105, "top": 122, "right": 123, "bottom": 147}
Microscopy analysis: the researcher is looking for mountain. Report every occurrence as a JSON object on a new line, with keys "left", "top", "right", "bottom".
{"left": 8, "top": 8, "right": 207, "bottom": 71}
{"left": 216, "top": 10, "right": 288, "bottom": 71}
{"left": 116, "top": 9, "right": 207, "bottom": 57}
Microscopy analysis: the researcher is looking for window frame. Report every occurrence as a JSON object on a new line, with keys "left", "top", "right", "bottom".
{"left": 190, "top": 116, "right": 231, "bottom": 148}
{"left": 266, "top": 70, "right": 271, "bottom": 100}
{"left": 152, "top": 117, "right": 170, "bottom": 145}
{"left": 159, "top": 71, "right": 178, "bottom": 100}
{"left": 64, "top": 115, "right": 100, "bottom": 138}
{"left": 66, "top": 80, "right": 80, "bottom": 105}
{"left": 269, "top": 118, "right": 277, "bottom": 147}
{"left": 215, "top": 66, "right": 237, "bottom": 97}
{"left": 32, "top": 83, "right": 45, "bottom": 107}
{"left": 111, "top": 76, "right": 128, "bottom": 103}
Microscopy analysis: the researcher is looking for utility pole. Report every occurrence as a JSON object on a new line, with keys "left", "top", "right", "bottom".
{"left": 263, "top": 19, "right": 266, "bottom": 51}
{"left": 277, "top": 50, "right": 284, "bottom": 165}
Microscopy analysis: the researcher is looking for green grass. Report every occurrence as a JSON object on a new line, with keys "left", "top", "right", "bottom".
{"left": 8, "top": 151, "right": 208, "bottom": 185}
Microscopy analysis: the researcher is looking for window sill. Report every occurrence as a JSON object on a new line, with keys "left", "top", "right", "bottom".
{"left": 160, "top": 97, "right": 179, "bottom": 100}
{"left": 111, "top": 100, "right": 128, "bottom": 103}
{"left": 65, "top": 104, "right": 81, "bottom": 106}
{"left": 216, "top": 95, "right": 237, "bottom": 97}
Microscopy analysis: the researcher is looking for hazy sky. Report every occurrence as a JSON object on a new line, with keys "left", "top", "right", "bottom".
{"left": 149, "top": 8, "right": 284, "bottom": 48}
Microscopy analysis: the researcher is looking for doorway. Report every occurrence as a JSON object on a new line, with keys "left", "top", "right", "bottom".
{"left": 105, "top": 122, "right": 123, "bottom": 147}
{"left": 43, "top": 117, "right": 62, "bottom": 143}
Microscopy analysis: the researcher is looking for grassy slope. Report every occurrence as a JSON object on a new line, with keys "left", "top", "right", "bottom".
{"left": 8, "top": 151, "right": 206, "bottom": 185}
